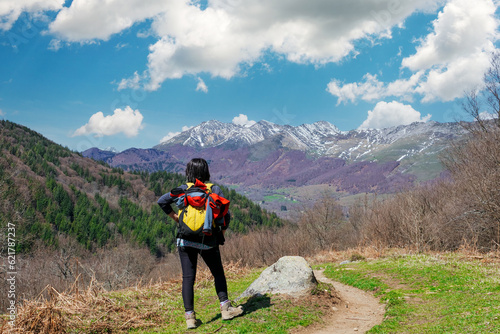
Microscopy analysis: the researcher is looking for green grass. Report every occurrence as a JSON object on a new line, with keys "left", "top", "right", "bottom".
{"left": 58, "top": 268, "right": 332, "bottom": 334}
{"left": 131, "top": 273, "right": 327, "bottom": 333}
{"left": 263, "top": 194, "right": 288, "bottom": 202}
{"left": 10, "top": 252, "right": 500, "bottom": 333}
{"left": 322, "top": 253, "right": 500, "bottom": 333}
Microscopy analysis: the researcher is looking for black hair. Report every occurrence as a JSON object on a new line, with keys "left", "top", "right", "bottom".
{"left": 185, "top": 158, "right": 210, "bottom": 183}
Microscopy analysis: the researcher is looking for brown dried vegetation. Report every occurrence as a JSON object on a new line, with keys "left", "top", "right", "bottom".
{"left": 222, "top": 193, "right": 359, "bottom": 267}
{"left": 11, "top": 279, "right": 166, "bottom": 333}
{"left": 355, "top": 121, "right": 500, "bottom": 252}
{"left": 4, "top": 260, "right": 251, "bottom": 334}
{"left": 355, "top": 53, "right": 500, "bottom": 252}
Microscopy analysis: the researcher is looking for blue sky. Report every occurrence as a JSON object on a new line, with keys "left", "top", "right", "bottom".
{"left": 0, "top": 0, "right": 498, "bottom": 152}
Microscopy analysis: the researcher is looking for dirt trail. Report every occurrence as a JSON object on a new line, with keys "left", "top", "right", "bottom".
{"left": 293, "top": 270, "right": 385, "bottom": 334}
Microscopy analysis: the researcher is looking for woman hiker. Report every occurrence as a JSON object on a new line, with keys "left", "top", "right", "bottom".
{"left": 157, "top": 158, "right": 243, "bottom": 329}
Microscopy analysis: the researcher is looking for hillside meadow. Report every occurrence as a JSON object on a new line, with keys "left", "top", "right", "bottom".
{"left": 2, "top": 87, "right": 500, "bottom": 332}
{"left": 2, "top": 248, "right": 499, "bottom": 333}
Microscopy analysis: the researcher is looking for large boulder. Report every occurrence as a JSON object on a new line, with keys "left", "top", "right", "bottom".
{"left": 239, "top": 256, "right": 318, "bottom": 298}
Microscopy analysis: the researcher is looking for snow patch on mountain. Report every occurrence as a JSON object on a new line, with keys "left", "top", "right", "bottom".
{"left": 155, "top": 119, "right": 465, "bottom": 164}
{"left": 157, "top": 119, "right": 343, "bottom": 151}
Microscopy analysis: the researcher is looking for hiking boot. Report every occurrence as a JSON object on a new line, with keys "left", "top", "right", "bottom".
{"left": 185, "top": 312, "right": 201, "bottom": 329}
{"left": 220, "top": 301, "right": 244, "bottom": 320}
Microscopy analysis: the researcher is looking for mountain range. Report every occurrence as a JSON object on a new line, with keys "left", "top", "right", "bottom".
{"left": 0, "top": 120, "right": 280, "bottom": 254}
{"left": 83, "top": 119, "right": 466, "bottom": 212}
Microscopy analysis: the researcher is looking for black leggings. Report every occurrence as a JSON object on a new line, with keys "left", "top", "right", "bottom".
{"left": 178, "top": 246, "right": 228, "bottom": 312}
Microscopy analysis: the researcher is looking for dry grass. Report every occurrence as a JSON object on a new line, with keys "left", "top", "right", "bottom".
{"left": 222, "top": 193, "right": 359, "bottom": 267}
{"left": 195, "top": 259, "right": 252, "bottom": 288}
{"left": 349, "top": 126, "right": 500, "bottom": 253}
{"left": 304, "top": 246, "right": 405, "bottom": 266}
{"left": 3, "top": 245, "right": 498, "bottom": 333}
{"left": 3, "top": 259, "right": 252, "bottom": 334}
{"left": 10, "top": 277, "right": 163, "bottom": 334}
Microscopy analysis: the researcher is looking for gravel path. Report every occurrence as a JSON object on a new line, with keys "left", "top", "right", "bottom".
{"left": 293, "top": 270, "right": 385, "bottom": 334}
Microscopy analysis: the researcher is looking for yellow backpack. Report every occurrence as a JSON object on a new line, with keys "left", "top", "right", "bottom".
{"left": 178, "top": 182, "right": 214, "bottom": 236}
{"left": 171, "top": 179, "right": 230, "bottom": 241}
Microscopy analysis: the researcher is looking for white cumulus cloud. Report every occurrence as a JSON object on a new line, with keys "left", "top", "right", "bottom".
{"left": 44, "top": 0, "right": 442, "bottom": 90}
{"left": 402, "top": 0, "right": 497, "bottom": 71}
{"left": 73, "top": 106, "right": 144, "bottom": 137}
{"left": 47, "top": 38, "right": 62, "bottom": 51}
{"left": 327, "top": 74, "right": 386, "bottom": 105}
{"left": 140, "top": 0, "right": 442, "bottom": 90}
{"left": 416, "top": 52, "right": 492, "bottom": 102}
{"left": 117, "top": 71, "right": 143, "bottom": 91}
{"left": 160, "top": 125, "right": 193, "bottom": 143}
{"left": 48, "top": 0, "right": 166, "bottom": 42}
{"left": 404, "top": 0, "right": 498, "bottom": 102}
{"left": 232, "top": 114, "right": 256, "bottom": 127}
{"left": 327, "top": 0, "right": 499, "bottom": 104}
{"left": 196, "top": 77, "right": 208, "bottom": 93}
{"left": 327, "top": 72, "right": 423, "bottom": 105}
{"left": 0, "top": 0, "right": 64, "bottom": 31}
{"left": 359, "top": 101, "right": 431, "bottom": 129}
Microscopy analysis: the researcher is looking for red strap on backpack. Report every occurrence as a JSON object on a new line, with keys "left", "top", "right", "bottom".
{"left": 208, "top": 193, "right": 230, "bottom": 219}
{"left": 194, "top": 179, "right": 207, "bottom": 191}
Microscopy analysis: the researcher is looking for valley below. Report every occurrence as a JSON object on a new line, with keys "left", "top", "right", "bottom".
{"left": 83, "top": 119, "right": 465, "bottom": 216}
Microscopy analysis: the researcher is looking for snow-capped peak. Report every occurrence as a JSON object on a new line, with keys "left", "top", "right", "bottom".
{"left": 157, "top": 119, "right": 342, "bottom": 150}
{"left": 155, "top": 119, "right": 465, "bottom": 162}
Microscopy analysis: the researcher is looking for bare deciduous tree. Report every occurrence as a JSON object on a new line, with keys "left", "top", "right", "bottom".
{"left": 463, "top": 51, "right": 500, "bottom": 132}
{"left": 356, "top": 52, "right": 500, "bottom": 252}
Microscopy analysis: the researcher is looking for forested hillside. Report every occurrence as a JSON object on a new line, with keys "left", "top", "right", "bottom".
{"left": 0, "top": 120, "right": 281, "bottom": 256}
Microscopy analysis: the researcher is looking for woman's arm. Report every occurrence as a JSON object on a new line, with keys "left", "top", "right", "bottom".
{"left": 157, "top": 192, "right": 174, "bottom": 215}
{"left": 157, "top": 184, "right": 187, "bottom": 220}
{"left": 168, "top": 211, "right": 179, "bottom": 223}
